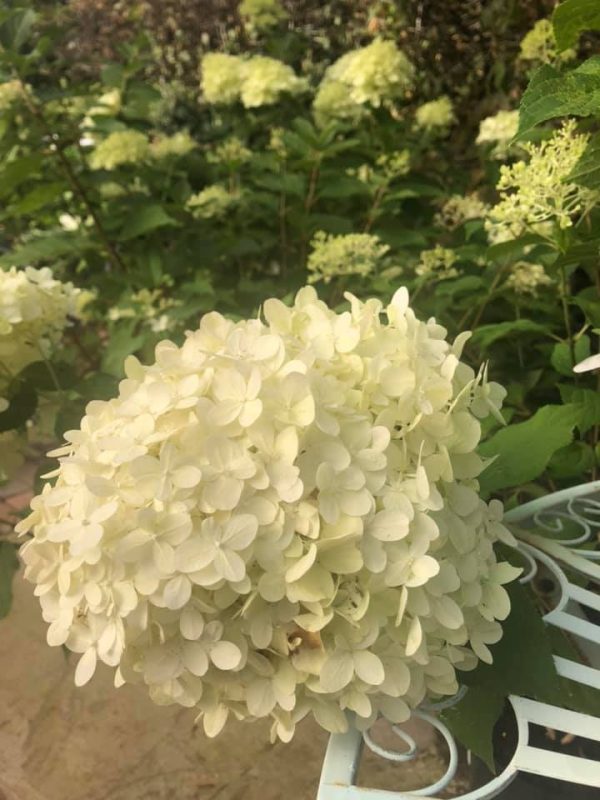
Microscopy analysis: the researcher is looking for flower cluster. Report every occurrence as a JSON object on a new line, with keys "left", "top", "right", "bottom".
{"left": 314, "top": 40, "right": 415, "bottom": 121}
{"left": 505, "top": 262, "right": 554, "bottom": 296}
{"left": 486, "top": 121, "right": 598, "bottom": 241}
{"left": 240, "top": 0, "right": 287, "bottom": 30}
{"left": 435, "top": 194, "right": 489, "bottom": 230}
{"left": 207, "top": 137, "right": 252, "bottom": 167}
{"left": 150, "top": 132, "right": 196, "bottom": 159}
{"left": 0, "top": 79, "right": 26, "bottom": 112}
{"left": 0, "top": 266, "right": 80, "bottom": 382}
{"left": 476, "top": 110, "right": 519, "bottom": 159}
{"left": 187, "top": 185, "right": 240, "bottom": 219}
{"left": 307, "top": 232, "right": 390, "bottom": 284}
{"left": 519, "top": 19, "right": 576, "bottom": 64}
{"left": 89, "top": 130, "right": 149, "bottom": 170}
{"left": 19, "top": 286, "right": 518, "bottom": 742}
{"left": 415, "top": 96, "right": 455, "bottom": 132}
{"left": 416, "top": 246, "right": 459, "bottom": 281}
{"left": 200, "top": 53, "right": 306, "bottom": 108}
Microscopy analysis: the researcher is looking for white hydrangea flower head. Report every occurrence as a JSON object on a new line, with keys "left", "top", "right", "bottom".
{"left": 0, "top": 266, "right": 80, "bottom": 381}
{"left": 415, "top": 96, "right": 455, "bottom": 132}
{"left": 416, "top": 246, "right": 459, "bottom": 281}
{"left": 313, "top": 81, "right": 366, "bottom": 125}
{"left": 485, "top": 121, "right": 598, "bottom": 241}
{"left": 314, "top": 39, "right": 415, "bottom": 120}
{"left": 519, "top": 19, "right": 576, "bottom": 64}
{"left": 307, "top": 232, "right": 390, "bottom": 284}
{"left": 187, "top": 185, "right": 240, "bottom": 219}
{"left": 150, "top": 132, "right": 196, "bottom": 159}
{"left": 89, "top": 130, "right": 149, "bottom": 170}
{"left": 475, "top": 110, "right": 519, "bottom": 160}
{"left": 0, "top": 79, "right": 26, "bottom": 111}
{"left": 435, "top": 194, "right": 490, "bottom": 230}
{"left": 200, "top": 53, "right": 245, "bottom": 105}
{"left": 19, "top": 286, "right": 518, "bottom": 742}
{"left": 505, "top": 262, "right": 554, "bottom": 296}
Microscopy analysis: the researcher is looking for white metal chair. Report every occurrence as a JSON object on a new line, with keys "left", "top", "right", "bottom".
{"left": 317, "top": 481, "right": 600, "bottom": 799}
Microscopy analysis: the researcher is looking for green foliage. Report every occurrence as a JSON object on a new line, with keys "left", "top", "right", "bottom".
{"left": 0, "top": 542, "right": 19, "bottom": 619}
{"left": 552, "top": 0, "right": 600, "bottom": 51}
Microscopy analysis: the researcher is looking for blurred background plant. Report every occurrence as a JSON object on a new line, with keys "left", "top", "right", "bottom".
{"left": 1, "top": 0, "right": 600, "bottom": 618}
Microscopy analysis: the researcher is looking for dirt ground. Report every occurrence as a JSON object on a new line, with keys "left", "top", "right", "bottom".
{"left": 0, "top": 464, "right": 466, "bottom": 800}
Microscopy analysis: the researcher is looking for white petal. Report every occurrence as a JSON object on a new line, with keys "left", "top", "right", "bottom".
{"left": 74, "top": 647, "right": 97, "bottom": 687}
{"left": 210, "top": 640, "right": 243, "bottom": 670}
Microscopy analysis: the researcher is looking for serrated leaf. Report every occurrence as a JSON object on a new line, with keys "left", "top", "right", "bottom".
{"left": 551, "top": 336, "right": 591, "bottom": 376}
{"left": 516, "top": 58, "right": 600, "bottom": 139}
{"left": 479, "top": 404, "right": 581, "bottom": 493}
{"left": 471, "top": 319, "right": 548, "bottom": 350}
{"left": 548, "top": 440, "right": 595, "bottom": 479}
{"left": 0, "top": 543, "right": 19, "bottom": 618}
{"left": 553, "top": 0, "right": 600, "bottom": 50}
{"left": 558, "top": 386, "right": 600, "bottom": 433}
{"left": 119, "top": 204, "right": 178, "bottom": 241}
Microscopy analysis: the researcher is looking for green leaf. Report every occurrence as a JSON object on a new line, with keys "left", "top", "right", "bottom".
{"left": 9, "top": 182, "right": 66, "bottom": 216}
{"left": 479, "top": 404, "right": 581, "bottom": 493}
{"left": 16, "top": 361, "right": 77, "bottom": 392}
{"left": 318, "top": 176, "right": 369, "bottom": 199}
{"left": 0, "top": 8, "right": 36, "bottom": 52}
{"left": 0, "top": 384, "right": 38, "bottom": 432}
{"left": 463, "top": 581, "right": 562, "bottom": 702}
{"left": 574, "top": 286, "right": 600, "bottom": 326}
{"left": 441, "top": 686, "right": 504, "bottom": 772}
{"left": 101, "top": 325, "right": 145, "bottom": 376}
{"left": 119, "top": 204, "right": 178, "bottom": 240}
{"left": 553, "top": 0, "right": 600, "bottom": 50}
{"left": 471, "top": 319, "right": 548, "bottom": 350}
{"left": 548, "top": 440, "right": 595, "bottom": 479}
{"left": 567, "top": 133, "right": 600, "bottom": 189}
{"left": 0, "top": 155, "right": 44, "bottom": 199}
{"left": 516, "top": 58, "right": 600, "bottom": 139}
{"left": 551, "top": 335, "right": 590, "bottom": 376}
{"left": 558, "top": 386, "right": 600, "bottom": 433}
{"left": 0, "top": 542, "right": 19, "bottom": 619}
{"left": 0, "top": 231, "right": 93, "bottom": 266}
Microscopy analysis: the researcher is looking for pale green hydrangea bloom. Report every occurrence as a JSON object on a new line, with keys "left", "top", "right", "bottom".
{"left": 416, "top": 246, "right": 459, "bottom": 280}
{"left": 240, "top": 0, "right": 287, "bottom": 30}
{"left": 351, "top": 150, "right": 411, "bottom": 187}
{"left": 476, "top": 110, "right": 520, "bottom": 159}
{"left": 314, "top": 39, "right": 415, "bottom": 120}
{"left": 486, "top": 121, "right": 598, "bottom": 241}
{"left": 150, "top": 131, "right": 196, "bottom": 159}
{"left": 19, "top": 285, "right": 516, "bottom": 741}
{"left": 200, "top": 52, "right": 305, "bottom": 108}
{"left": 268, "top": 127, "right": 287, "bottom": 158}
{"left": 519, "top": 19, "right": 576, "bottom": 64}
{"left": 200, "top": 53, "right": 245, "bottom": 105}
{"left": 0, "top": 79, "right": 26, "bottom": 111}
{"left": 187, "top": 185, "right": 239, "bottom": 218}
{"left": 307, "top": 232, "right": 390, "bottom": 284}
{"left": 89, "top": 130, "right": 149, "bottom": 170}
{"left": 415, "top": 96, "right": 455, "bottom": 132}
{"left": 435, "top": 194, "right": 490, "bottom": 229}
{"left": 239, "top": 56, "right": 307, "bottom": 108}
{"left": 208, "top": 136, "right": 252, "bottom": 166}
{"left": 506, "top": 262, "right": 554, "bottom": 296}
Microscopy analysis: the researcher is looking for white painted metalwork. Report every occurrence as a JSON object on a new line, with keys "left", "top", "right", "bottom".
{"left": 317, "top": 481, "right": 600, "bottom": 799}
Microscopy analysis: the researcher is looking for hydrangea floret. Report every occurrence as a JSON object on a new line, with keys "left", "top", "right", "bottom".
{"left": 415, "top": 96, "right": 455, "bottom": 132}
{"left": 200, "top": 54, "right": 245, "bottom": 105}
{"left": 19, "top": 285, "right": 519, "bottom": 742}
{"left": 207, "top": 137, "right": 252, "bottom": 167}
{"left": 314, "top": 39, "right": 415, "bottom": 120}
{"left": 307, "top": 232, "right": 390, "bottom": 284}
{"left": 476, "top": 110, "right": 520, "bottom": 160}
{"left": 89, "top": 130, "right": 150, "bottom": 170}
{"left": 506, "top": 262, "right": 554, "bottom": 296}
{"left": 485, "top": 121, "right": 598, "bottom": 241}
